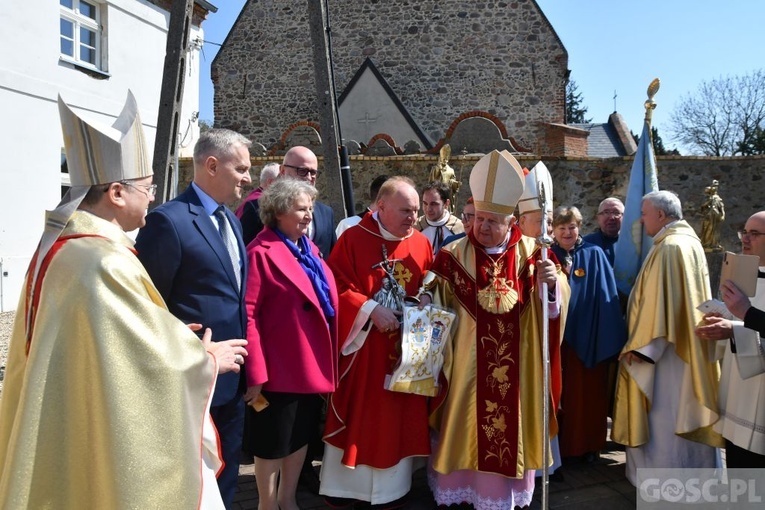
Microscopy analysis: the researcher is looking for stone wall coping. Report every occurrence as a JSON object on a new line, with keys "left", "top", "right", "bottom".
{"left": 177, "top": 153, "right": 765, "bottom": 165}
{"left": 542, "top": 122, "right": 590, "bottom": 136}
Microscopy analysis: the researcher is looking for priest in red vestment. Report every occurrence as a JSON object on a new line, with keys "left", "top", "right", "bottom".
{"left": 319, "top": 177, "right": 434, "bottom": 508}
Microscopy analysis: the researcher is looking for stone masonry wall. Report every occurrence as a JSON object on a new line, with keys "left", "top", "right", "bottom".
{"left": 178, "top": 154, "right": 765, "bottom": 255}
{"left": 212, "top": 0, "right": 567, "bottom": 151}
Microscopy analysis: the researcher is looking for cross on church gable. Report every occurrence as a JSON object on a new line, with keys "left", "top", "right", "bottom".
{"left": 358, "top": 111, "right": 380, "bottom": 140}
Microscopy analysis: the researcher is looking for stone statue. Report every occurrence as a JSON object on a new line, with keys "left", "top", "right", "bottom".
{"left": 429, "top": 144, "right": 461, "bottom": 212}
{"left": 700, "top": 179, "right": 725, "bottom": 253}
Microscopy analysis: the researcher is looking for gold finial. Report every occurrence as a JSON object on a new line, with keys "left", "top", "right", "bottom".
{"left": 644, "top": 78, "right": 660, "bottom": 124}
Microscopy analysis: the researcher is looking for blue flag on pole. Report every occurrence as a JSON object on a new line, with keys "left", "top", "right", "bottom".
{"left": 613, "top": 119, "right": 659, "bottom": 295}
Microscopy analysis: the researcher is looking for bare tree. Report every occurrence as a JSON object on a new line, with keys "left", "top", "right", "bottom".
{"left": 668, "top": 70, "right": 765, "bottom": 156}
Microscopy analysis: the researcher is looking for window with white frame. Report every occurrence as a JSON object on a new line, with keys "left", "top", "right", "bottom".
{"left": 60, "top": 0, "right": 104, "bottom": 70}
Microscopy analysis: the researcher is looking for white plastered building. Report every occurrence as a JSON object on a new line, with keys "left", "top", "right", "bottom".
{"left": 0, "top": 0, "right": 214, "bottom": 311}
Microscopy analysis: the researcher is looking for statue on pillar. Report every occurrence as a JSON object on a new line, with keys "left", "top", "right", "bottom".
{"left": 700, "top": 179, "right": 725, "bottom": 253}
{"left": 429, "top": 144, "right": 461, "bottom": 212}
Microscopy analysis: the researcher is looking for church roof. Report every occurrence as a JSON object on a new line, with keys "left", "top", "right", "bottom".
{"left": 571, "top": 111, "right": 637, "bottom": 158}
{"left": 571, "top": 122, "right": 624, "bottom": 158}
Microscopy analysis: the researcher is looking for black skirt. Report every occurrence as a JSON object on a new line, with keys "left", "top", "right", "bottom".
{"left": 243, "top": 391, "right": 323, "bottom": 459}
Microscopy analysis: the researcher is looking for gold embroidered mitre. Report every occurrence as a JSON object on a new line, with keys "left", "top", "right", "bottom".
{"left": 469, "top": 150, "right": 525, "bottom": 215}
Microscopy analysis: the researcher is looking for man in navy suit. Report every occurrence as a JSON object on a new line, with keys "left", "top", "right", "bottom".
{"left": 239, "top": 146, "right": 336, "bottom": 257}
{"left": 135, "top": 129, "right": 252, "bottom": 508}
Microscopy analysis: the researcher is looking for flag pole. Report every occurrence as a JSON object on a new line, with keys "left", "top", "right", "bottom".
{"left": 612, "top": 79, "right": 661, "bottom": 295}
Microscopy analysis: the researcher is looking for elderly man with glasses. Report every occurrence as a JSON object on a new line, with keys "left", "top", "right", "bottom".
{"left": 0, "top": 94, "right": 247, "bottom": 509}
{"left": 583, "top": 197, "right": 624, "bottom": 267}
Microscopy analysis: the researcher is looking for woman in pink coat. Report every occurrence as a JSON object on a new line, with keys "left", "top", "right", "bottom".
{"left": 242, "top": 178, "right": 339, "bottom": 510}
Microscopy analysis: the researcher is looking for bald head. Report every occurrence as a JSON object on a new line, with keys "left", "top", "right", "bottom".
{"left": 281, "top": 146, "right": 319, "bottom": 186}
{"left": 742, "top": 211, "right": 765, "bottom": 262}
{"left": 376, "top": 177, "right": 419, "bottom": 238}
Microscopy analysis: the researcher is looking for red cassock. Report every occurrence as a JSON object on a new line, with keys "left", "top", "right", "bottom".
{"left": 323, "top": 215, "right": 434, "bottom": 468}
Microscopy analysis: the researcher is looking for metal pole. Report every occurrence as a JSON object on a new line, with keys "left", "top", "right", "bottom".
{"left": 537, "top": 180, "right": 553, "bottom": 510}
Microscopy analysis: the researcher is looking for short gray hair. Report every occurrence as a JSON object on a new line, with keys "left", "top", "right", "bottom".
{"left": 260, "top": 162, "right": 280, "bottom": 183}
{"left": 259, "top": 178, "right": 317, "bottom": 229}
{"left": 193, "top": 129, "right": 251, "bottom": 166}
{"left": 643, "top": 190, "right": 683, "bottom": 220}
{"left": 598, "top": 197, "right": 624, "bottom": 213}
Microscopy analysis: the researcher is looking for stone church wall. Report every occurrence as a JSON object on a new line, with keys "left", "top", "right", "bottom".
{"left": 212, "top": 0, "right": 567, "bottom": 151}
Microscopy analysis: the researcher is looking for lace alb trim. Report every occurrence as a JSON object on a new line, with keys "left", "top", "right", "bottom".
{"left": 428, "top": 470, "right": 534, "bottom": 509}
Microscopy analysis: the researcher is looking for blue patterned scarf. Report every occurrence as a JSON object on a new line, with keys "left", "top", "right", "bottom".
{"left": 274, "top": 228, "right": 335, "bottom": 320}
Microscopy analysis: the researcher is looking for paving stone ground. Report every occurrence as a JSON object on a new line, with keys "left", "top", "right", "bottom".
{"left": 233, "top": 441, "right": 636, "bottom": 510}
{"left": 0, "top": 312, "right": 637, "bottom": 510}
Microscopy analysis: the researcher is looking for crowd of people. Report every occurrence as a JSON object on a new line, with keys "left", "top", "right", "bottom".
{"left": 1, "top": 94, "right": 764, "bottom": 510}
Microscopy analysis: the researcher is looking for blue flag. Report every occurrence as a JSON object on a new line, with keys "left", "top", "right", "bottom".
{"left": 613, "top": 119, "right": 659, "bottom": 295}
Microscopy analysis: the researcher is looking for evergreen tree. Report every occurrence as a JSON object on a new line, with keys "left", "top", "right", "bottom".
{"left": 566, "top": 80, "right": 592, "bottom": 124}
{"left": 632, "top": 127, "right": 680, "bottom": 156}
{"left": 199, "top": 119, "right": 213, "bottom": 133}
{"left": 738, "top": 125, "right": 765, "bottom": 155}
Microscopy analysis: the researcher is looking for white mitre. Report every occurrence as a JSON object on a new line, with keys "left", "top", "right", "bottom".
{"left": 517, "top": 161, "right": 553, "bottom": 215}
{"left": 469, "top": 150, "right": 525, "bottom": 215}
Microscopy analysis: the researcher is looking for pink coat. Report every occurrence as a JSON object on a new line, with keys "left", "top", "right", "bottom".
{"left": 244, "top": 227, "right": 339, "bottom": 393}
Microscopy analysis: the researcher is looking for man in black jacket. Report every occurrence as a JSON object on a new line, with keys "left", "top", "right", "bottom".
{"left": 239, "top": 146, "right": 336, "bottom": 257}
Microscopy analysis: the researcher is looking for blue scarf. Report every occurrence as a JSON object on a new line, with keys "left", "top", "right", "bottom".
{"left": 274, "top": 228, "right": 336, "bottom": 320}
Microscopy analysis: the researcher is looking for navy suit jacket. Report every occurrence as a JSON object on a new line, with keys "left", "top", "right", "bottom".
{"left": 135, "top": 185, "right": 247, "bottom": 407}
{"left": 240, "top": 197, "right": 336, "bottom": 258}
{"left": 311, "top": 200, "right": 337, "bottom": 258}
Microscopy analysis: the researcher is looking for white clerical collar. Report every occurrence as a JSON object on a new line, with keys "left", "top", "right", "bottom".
{"left": 484, "top": 232, "right": 512, "bottom": 255}
{"left": 372, "top": 211, "right": 413, "bottom": 241}
{"left": 654, "top": 219, "right": 680, "bottom": 239}
{"left": 426, "top": 210, "right": 450, "bottom": 227}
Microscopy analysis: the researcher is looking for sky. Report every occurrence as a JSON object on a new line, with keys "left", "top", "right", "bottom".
{"left": 197, "top": 1, "right": 765, "bottom": 153}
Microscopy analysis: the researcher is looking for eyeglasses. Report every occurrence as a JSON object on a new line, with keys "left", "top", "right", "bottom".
{"left": 738, "top": 230, "right": 765, "bottom": 240}
{"left": 120, "top": 181, "right": 157, "bottom": 197}
{"left": 461, "top": 213, "right": 475, "bottom": 222}
{"left": 283, "top": 164, "right": 319, "bottom": 178}
{"left": 597, "top": 210, "right": 623, "bottom": 218}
